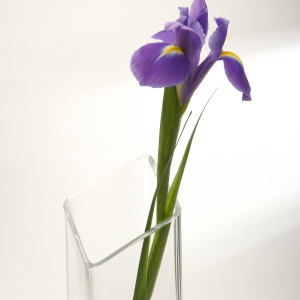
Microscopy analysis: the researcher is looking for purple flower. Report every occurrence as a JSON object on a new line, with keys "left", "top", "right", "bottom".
{"left": 130, "top": 0, "right": 251, "bottom": 104}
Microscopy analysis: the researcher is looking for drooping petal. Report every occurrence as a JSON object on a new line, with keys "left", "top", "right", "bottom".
{"left": 208, "top": 18, "right": 229, "bottom": 57}
{"left": 179, "top": 18, "right": 231, "bottom": 103}
{"left": 219, "top": 51, "right": 251, "bottom": 100}
{"left": 130, "top": 43, "right": 190, "bottom": 88}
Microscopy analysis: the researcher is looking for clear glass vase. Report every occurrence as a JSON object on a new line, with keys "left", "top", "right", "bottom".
{"left": 64, "top": 155, "right": 182, "bottom": 300}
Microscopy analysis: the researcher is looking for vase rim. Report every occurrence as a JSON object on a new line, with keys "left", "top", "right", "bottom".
{"left": 63, "top": 154, "right": 181, "bottom": 269}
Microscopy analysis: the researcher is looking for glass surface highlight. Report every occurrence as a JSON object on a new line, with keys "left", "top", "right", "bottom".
{"left": 64, "top": 155, "right": 182, "bottom": 299}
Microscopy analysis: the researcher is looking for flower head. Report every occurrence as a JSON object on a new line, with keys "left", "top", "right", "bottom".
{"left": 130, "top": 0, "right": 251, "bottom": 105}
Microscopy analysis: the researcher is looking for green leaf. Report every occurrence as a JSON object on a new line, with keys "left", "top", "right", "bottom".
{"left": 166, "top": 91, "right": 215, "bottom": 218}
{"left": 145, "top": 91, "right": 216, "bottom": 299}
{"left": 156, "top": 86, "right": 181, "bottom": 223}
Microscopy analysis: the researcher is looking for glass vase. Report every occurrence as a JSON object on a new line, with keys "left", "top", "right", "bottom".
{"left": 64, "top": 154, "right": 182, "bottom": 300}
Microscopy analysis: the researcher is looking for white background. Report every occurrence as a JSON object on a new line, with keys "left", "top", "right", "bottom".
{"left": 1, "top": 0, "right": 300, "bottom": 299}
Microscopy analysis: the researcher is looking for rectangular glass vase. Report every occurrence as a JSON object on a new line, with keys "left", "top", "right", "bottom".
{"left": 64, "top": 155, "right": 182, "bottom": 300}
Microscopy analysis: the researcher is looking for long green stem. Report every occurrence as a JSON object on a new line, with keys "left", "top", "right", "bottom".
{"left": 133, "top": 110, "right": 193, "bottom": 300}
{"left": 146, "top": 92, "right": 214, "bottom": 299}
{"left": 134, "top": 85, "right": 209, "bottom": 299}
{"left": 156, "top": 86, "right": 181, "bottom": 223}
{"left": 144, "top": 87, "right": 181, "bottom": 299}
{"left": 132, "top": 86, "right": 181, "bottom": 300}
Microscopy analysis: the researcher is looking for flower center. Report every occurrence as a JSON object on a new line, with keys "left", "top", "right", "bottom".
{"left": 160, "top": 45, "right": 184, "bottom": 57}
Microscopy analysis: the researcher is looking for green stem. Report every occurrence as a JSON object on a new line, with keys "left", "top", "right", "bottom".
{"left": 144, "top": 87, "right": 181, "bottom": 299}
{"left": 133, "top": 86, "right": 214, "bottom": 299}
{"left": 144, "top": 90, "right": 214, "bottom": 299}
{"left": 157, "top": 86, "right": 181, "bottom": 223}
{"left": 133, "top": 86, "right": 181, "bottom": 300}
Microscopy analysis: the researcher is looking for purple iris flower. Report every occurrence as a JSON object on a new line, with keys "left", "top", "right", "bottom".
{"left": 130, "top": 0, "right": 251, "bottom": 105}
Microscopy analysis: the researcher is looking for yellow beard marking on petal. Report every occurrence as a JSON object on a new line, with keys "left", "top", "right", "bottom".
{"left": 220, "top": 51, "right": 243, "bottom": 65}
{"left": 158, "top": 45, "right": 184, "bottom": 59}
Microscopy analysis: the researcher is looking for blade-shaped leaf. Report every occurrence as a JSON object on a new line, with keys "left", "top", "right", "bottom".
{"left": 166, "top": 90, "right": 216, "bottom": 216}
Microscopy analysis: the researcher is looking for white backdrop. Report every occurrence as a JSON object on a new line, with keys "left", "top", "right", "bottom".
{"left": 1, "top": 0, "right": 300, "bottom": 299}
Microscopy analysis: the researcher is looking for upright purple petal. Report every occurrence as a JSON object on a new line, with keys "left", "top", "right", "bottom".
{"left": 152, "top": 29, "right": 175, "bottom": 44}
{"left": 190, "top": 0, "right": 207, "bottom": 19}
{"left": 165, "top": 22, "right": 203, "bottom": 62}
{"left": 175, "top": 26, "right": 204, "bottom": 79}
{"left": 187, "top": 16, "right": 206, "bottom": 44}
{"left": 208, "top": 18, "right": 229, "bottom": 57}
{"left": 177, "top": 7, "right": 189, "bottom": 25}
{"left": 130, "top": 43, "right": 190, "bottom": 88}
{"left": 189, "top": 0, "right": 208, "bottom": 36}
{"left": 219, "top": 51, "right": 251, "bottom": 100}
{"left": 195, "top": 8, "right": 208, "bottom": 36}
{"left": 179, "top": 6, "right": 189, "bottom": 17}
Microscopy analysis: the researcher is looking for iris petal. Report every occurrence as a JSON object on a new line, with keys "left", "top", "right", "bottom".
{"left": 196, "top": 8, "right": 208, "bottom": 36}
{"left": 219, "top": 51, "right": 251, "bottom": 100}
{"left": 181, "top": 54, "right": 216, "bottom": 104}
{"left": 187, "top": 16, "right": 206, "bottom": 44}
{"left": 130, "top": 43, "right": 190, "bottom": 88}
{"left": 165, "top": 22, "right": 203, "bottom": 61}
{"left": 190, "top": 0, "right": 207, "bottom": 19}
{"left": 208, "top": 18, "right": 229, "bottom": 57}
{"left": 152, "top": 30, "right": 175, "bottom": 44}
{"left": 178, "top": 7, "right": 189, "bottom": 24}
